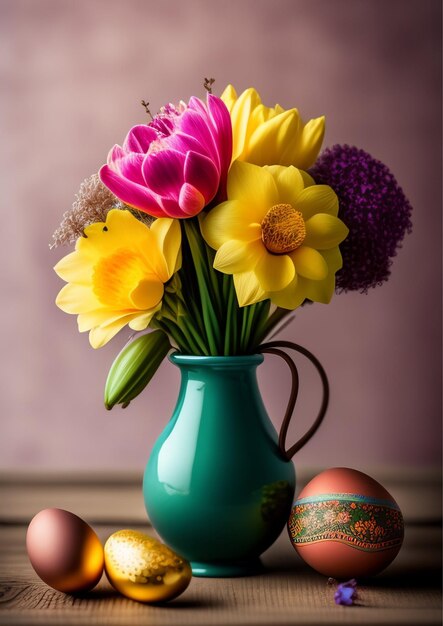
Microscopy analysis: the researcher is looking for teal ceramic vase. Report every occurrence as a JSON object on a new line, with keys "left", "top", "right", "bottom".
{"left": 143, "top": 343, "right": 328, "bottom": 577}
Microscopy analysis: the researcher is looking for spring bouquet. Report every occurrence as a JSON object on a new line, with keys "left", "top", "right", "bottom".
{"left": 52, "top": 82, "right": 412, "bottom": 409}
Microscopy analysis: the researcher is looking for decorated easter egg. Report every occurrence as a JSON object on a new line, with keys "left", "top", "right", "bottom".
{"left": 26, "top": 508, "right": 104, "bottom": 593}
{"left": 104, "top": 530, "right": 192, "bottom": 602}
{"left": 288, "top": 468, "right": 404, "bottom": 578}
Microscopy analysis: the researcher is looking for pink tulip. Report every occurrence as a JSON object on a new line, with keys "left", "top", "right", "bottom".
{"left": 99, "top": 95, "right": 232, "bottom": 219}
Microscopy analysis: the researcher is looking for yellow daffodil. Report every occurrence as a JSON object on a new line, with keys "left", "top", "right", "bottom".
{"left": 200, "top": 161, "right": 348, "bottom": 309}
{"left": 221, "top": 85, "right": 325, "bottom": 170}
{"left": 54, "top": 209, "right": 181, "bottom": 348}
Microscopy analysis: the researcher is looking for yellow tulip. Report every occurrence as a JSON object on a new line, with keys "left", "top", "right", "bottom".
{"left": 201, "top": 161, "right": 348, "bottom": 309}
{"left": 54, "top": 210, "right": 181, "bottom": 348}
{"left": 221, "top": 85, "right": 325, "bottom": 170}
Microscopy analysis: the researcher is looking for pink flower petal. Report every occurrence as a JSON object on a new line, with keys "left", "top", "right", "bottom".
{"left": 188, "top": 96, "right": 207, "bottom": 116}
{"left": 165, "top": 130, "right": 211, "bottom": 161}
{"left": 123, "top": 125, "right": 158, "bottom": 153}
{"left": 158, "top": 196, "right": 188, "bottom": 218}
{"left": 142, "top": 149, "right": 185, "bottom": 198}
{"left": 179, "top": 183, "right": 205, "bottom": 216}
{"left": 184, "top": 151, "right": 219, "bottom": 204}
{"left": 179, "top": 109, "right": 219, "bottom": 164}
{"left": 107, "top": 144, "right": 126, "bottom": 166}
{"left": 114, "top": 152, "right": 146, "bottom": 185}
{"left": 99, "top": 164, "right": 164, "bottom": 216}
{"left": 207, "top": 94, "right": 232, "bottom": 177}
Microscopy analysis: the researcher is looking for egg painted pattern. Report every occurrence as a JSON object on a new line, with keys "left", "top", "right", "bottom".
{"left": 289, "top": 494, "right": 404, "bottom": 551}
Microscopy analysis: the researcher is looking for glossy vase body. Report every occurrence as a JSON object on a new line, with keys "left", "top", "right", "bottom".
{"left": 143, "top": 354, "right": 295, "bottom": 577}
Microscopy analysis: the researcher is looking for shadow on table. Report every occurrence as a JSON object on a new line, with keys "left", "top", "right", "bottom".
{"left": 79, "top": 585, "right": 223, "bottom": 609}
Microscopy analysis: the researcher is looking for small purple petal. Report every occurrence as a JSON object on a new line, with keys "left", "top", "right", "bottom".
{"left": 123, "top": 125, "right": 158, "bottom": 153}
{"left": 334, "top": 579, "right": 358, "bottom": 606}
{"left": 184, "top": 151, "right": 219, "bottom": 204}
{"left": 142, "top": 149, "right": 185, "bottom": 198}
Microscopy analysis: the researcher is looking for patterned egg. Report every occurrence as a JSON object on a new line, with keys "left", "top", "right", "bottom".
{"left": 104, "top": 530, "right": 192, "bottom": 602}
{"left": 288, "top": 467, "right": 404, "bottom": 578}
{"left": 26, "top": 508, "right": 104, "bottom": 593}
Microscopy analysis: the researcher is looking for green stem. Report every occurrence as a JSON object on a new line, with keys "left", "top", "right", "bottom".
{"left": 247, "top": 299, "right": 271, "bottom": 352}
{"left": 240, "top": 304, "right": 256, "bottom": 353}
{"left": 183, "top": 219, "right": 221, "bottom": 355}
{"left": 223, "top": 279, "right": 237, "bottom": 355}
{"left": 257, "top": 307, "right": 292, "bottom": 344}
{"left": 180, "top": 315, "right": 210, "bottom": 355}
{"left": 153, "top": 318, "right": 192, "bottom": 354}
{"left": 204, "top": 244, "right": 224, "bottom": 321}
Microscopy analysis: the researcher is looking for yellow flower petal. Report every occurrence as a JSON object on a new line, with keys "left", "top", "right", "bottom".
{"left": 221, "top": 85, "right": 325, "bottom": 169}
{"left": 233, "top": 271, "right": 267, "bottom": 307}
{"left": 54, "top": 251, "right": 91, "bottom": 285}
{"left": 129, "top": 310, "right": 157, "bottom": 331}
{"left": 246, "top": 110, "right": 299, "bottom": 165}
{"left": 299, "top": 275, "right": 334, "bottom": 304}
{"left": 268, "top": 274, "right": 306, "bottom": 310}
{"left": 200, "top": 200, "right": 262, "bottom": 250}
{"left": 130, "top": 277, "right": 164, "bottom": 309}
{"left": 291, "top": 246, "right": 329, "bottom": 280}
{"left": 298, "top": 247, "right": 342, "bottom": 303}
{"left": 264, "top": 165, "right": 306, "bottom": 206}
{"left": 230, "top": 87, "right": 262, "bottom": 161}
{"left": 56, "top": 283, "right": 100, "bottom": 314}
{"left": 227, "top": 161, "right": 279, "bottom": 220}
{"left": 150, "top": 218, "right": 182, "bottom": 276}
{"left": 55, "top": 209, "right": 180, "bottom": 347}
{"left": 295, "top": 185, "right": 339, "bottom": 219}
{"left": 323, "top": 246, "right": 343, "bottom": 273}
{"left": 300, "top": 170, "right": 316, "bottom": 187}
{"left": 89, "top": 316, "right": 136, "bottom": 349}
{"left": 220, "top": 84, "right": 237, "bottom": 113}
{"left": 214, "top": 240, "right": 265, "bottom": 274}
{"left": 254, "top": 251, "right": 295, "bottom": 292}
{"left": 78, "top": 309, "right": 133, "bottom": 332}
{"left": 204, "top": 158, "right": 345, "bottom": 313}
{"left": 304, "top": 214, "right": 349, "bottom": 249}
{"left": 292, "top": 115, "right": 325, "bottom": 170}
{"left": 80, "top": 210, "right": 150, "bottom": 254}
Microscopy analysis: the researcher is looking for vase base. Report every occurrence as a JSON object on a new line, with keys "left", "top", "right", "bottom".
{"left": 190, "top": 558, "right": 264, "bottom": 577}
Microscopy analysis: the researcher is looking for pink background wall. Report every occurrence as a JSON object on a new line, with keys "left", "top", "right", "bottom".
{"left": 1, "top": 0, "right": 441, "bottom": 472}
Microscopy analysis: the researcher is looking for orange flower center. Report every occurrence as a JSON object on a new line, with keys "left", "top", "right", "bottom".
{"left": 93, "top": 248, "right": 163, "bottom": 310}
{"left": 261, "top": 204, "right": 306, "bottom": 254}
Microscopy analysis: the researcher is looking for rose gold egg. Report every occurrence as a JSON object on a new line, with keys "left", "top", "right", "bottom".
{"left": 26, "top": 508, "right": 104, "bottom": 593}
{"left": 288, "top": 468, "right": 404, "bottom": 578}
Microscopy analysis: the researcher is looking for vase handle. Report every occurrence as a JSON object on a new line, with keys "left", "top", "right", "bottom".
{"left": 259, "top": 340, "right": 329, "bottom": 461}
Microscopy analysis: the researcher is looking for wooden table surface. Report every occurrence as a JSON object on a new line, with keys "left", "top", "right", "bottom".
{"left": 0, "top": 471, "right": 441, "bottom": 626}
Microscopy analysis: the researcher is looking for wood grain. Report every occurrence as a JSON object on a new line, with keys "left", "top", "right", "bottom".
{"left": 0, "top": 477, "right": 441, "bottom": 625}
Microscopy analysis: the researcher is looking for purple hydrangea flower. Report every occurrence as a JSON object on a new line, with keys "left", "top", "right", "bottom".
{"left": 334, "top": 578, "right": 358, "bottom": 606}
{"left": 310, "top": 145, "right": 413, "bottom": 292}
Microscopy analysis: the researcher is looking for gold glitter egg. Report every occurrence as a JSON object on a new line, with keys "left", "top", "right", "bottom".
{"left": 104, "top": 530, "right": 192, "bottom": 603}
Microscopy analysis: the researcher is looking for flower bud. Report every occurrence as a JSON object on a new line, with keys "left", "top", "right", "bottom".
{"left": 104, "top": 330, "right": 170, "bottom": 410}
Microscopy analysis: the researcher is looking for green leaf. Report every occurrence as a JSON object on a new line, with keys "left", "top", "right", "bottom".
{"left": 104, "top": 330, "right": 171, "bottom": 410}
